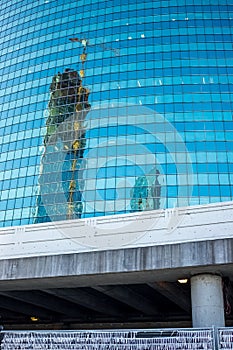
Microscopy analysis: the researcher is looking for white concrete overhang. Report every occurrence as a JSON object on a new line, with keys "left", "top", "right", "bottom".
{"left": 0, "top": 201, "right": 233, "bottom": 259}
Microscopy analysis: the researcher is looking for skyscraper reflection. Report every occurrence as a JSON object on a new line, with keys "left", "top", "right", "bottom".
{"left": 34, "top": 69, "right": 90, "bottom": 223}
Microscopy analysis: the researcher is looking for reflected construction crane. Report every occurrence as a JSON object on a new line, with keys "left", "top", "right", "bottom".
{"left": 65, "top": 37, "right": 119, "bottom": 219}
{"left": 69, "top": 37, "right": 120, "bottom": 78}
{"left": 69, "top": 38, "right": 89, "bottom": 78}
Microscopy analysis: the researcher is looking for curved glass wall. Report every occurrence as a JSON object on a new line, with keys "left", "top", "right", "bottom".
{"left": 0, "top": 0, "right": 233, "bottom": 227}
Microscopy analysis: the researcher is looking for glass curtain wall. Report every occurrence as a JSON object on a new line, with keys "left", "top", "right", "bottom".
{"left": 0, "top": 0, "right": 232, "bottom": 227}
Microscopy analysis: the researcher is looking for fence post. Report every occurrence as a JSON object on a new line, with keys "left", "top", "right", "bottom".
{"left": 0, "top": 326, "right": 4, "bottom": 346}
{"left": 213, "top": 326, "right": 219, "bottom": 350}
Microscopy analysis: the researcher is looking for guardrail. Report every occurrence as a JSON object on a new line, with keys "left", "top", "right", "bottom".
{"left": 0, "top": 328, "right": 217, "bottom": 349}
{"left": 1, "top": 328, "right": 233, "bottom": 349}
{"left": 217, "top": 328, "right": 233, "bottom": 350}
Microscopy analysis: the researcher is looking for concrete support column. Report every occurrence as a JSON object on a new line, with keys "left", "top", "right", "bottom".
{"left": 191, "top": 274, "right": 225, "bottom": 327}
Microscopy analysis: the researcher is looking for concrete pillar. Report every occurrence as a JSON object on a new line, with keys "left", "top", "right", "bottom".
{"left": 191, "top": 274, "right": 225, "bottom": 327}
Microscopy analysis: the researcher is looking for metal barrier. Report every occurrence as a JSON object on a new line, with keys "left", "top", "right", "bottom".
{"left": 217, "top": 328, "right": 233, "bottom": 350}
{"left": 0, "top": 328, "right": 215, "bottom": 350}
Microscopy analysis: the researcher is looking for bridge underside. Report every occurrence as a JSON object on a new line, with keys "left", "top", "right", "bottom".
{"left": 0, "top": 281, "right": 193, "bottom": 329}
{"left": 0, "top": 280, "right": 233, "bottom": 330}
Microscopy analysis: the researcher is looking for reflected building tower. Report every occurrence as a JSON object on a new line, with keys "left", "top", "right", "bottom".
{"left": 130, "top": 169, "right": 161, "bottom": 212}
{"left": 35, "top": 37, "right": 162, "bottom": 222}
{"left": 34, "top": 68, "right": 90, "bottom": 223}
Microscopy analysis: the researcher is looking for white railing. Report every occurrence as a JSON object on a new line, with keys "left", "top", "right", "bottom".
{"left": 0, "top": 328, "right": 215, "bottom": 350}
{"left": 217, "top": 328, "right": 233, "bottom": 350}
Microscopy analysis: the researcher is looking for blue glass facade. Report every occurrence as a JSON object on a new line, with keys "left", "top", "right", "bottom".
{"left": 0, "top": 0, "right": 233, "bottom": 227}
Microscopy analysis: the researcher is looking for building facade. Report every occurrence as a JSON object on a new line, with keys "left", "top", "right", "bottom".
{"left": 0, "top": 0, "right": 233, "bottom": 330}
{"left": 1, "top": 0, "right": 233, "bottom": 228}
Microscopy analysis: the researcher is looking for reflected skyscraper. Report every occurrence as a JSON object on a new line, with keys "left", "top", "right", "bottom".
{"left": 34, "top": 37, "right": 162, "bottom": 222}
{"left": 34, "top": 68, "right": 90, "bottom": 223}
{"left": 130, "top": 169, "right": 161, "bottom": 212}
